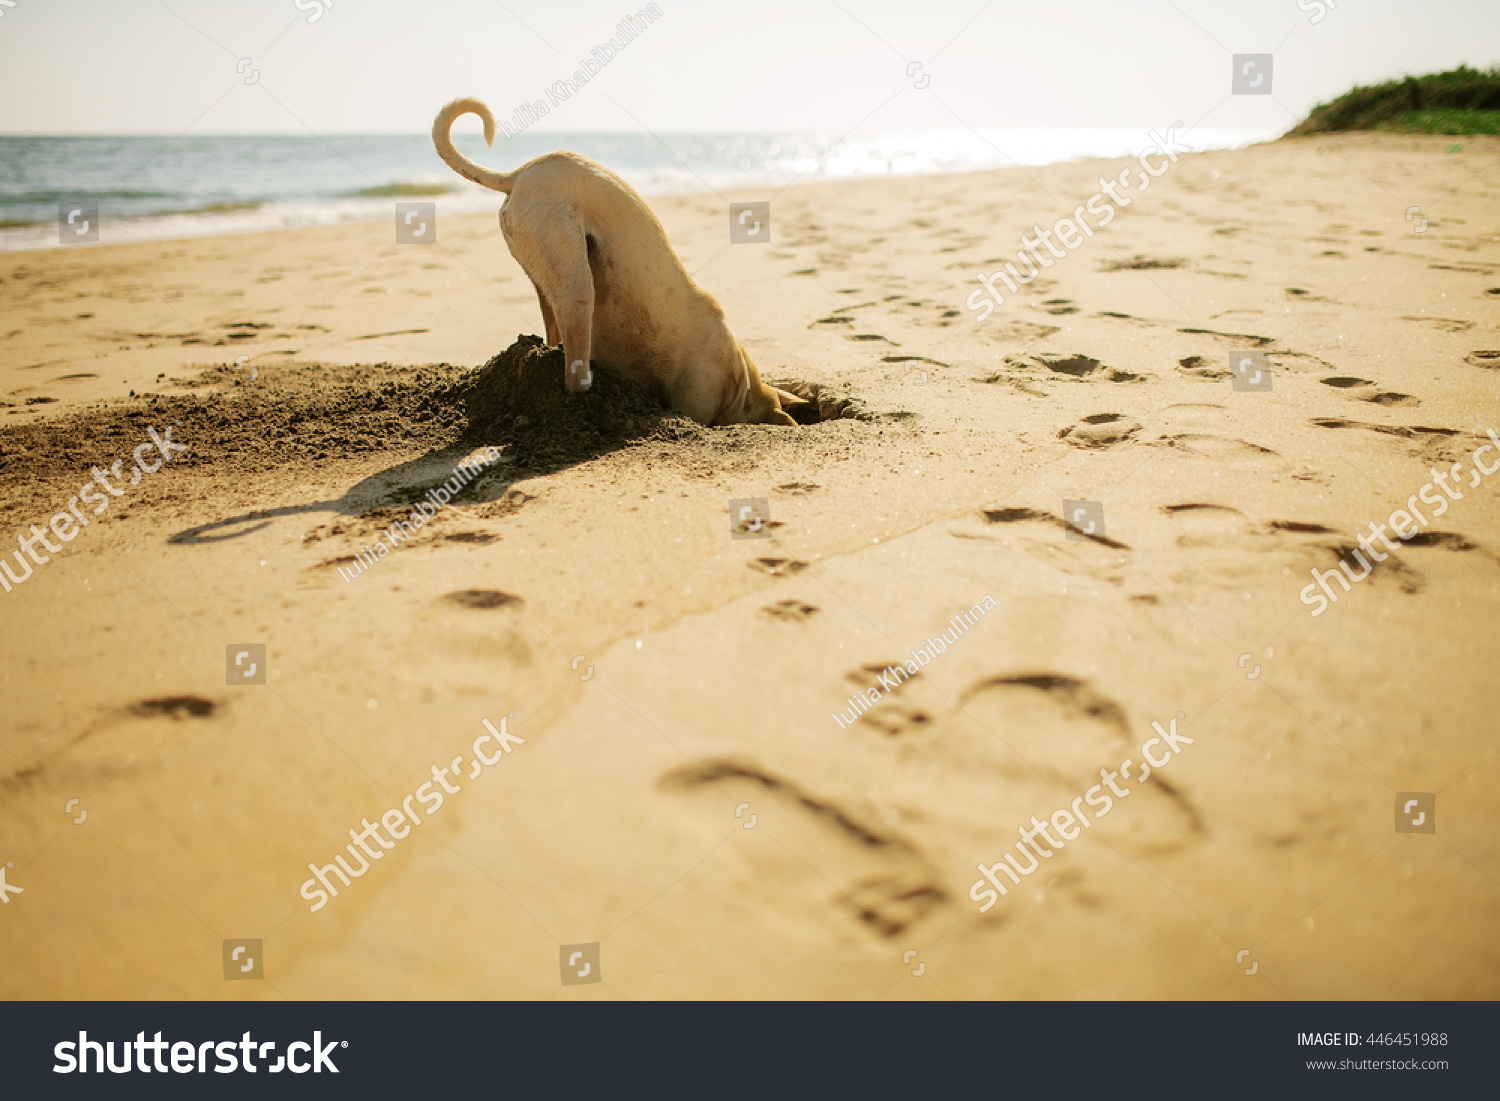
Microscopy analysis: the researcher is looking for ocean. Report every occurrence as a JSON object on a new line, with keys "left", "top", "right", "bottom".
{"left": 0, "top": 127, "right": 1273, "bottom": 251}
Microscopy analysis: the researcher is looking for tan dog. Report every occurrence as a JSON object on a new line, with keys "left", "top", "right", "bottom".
{"left": 432, "top": 98, "right": 803, "bottom": 426}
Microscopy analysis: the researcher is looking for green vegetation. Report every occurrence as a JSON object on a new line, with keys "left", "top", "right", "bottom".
{"left": 353, "top": 182, "right": 455, "bottom": 198}
{"left": 1378, "top": 109, "right": 1500, "bottom": 135}
{"left": 1287, "top": 65, "right": 1500, "bottom": 136}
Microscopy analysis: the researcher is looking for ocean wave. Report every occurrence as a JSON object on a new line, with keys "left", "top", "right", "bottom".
{"left": 181, "top": 200, "right": 264, "bottom": 215}
{"left": 349, "top": 182, "right": 458, "bottom": 198}
{"left": 0, "top": 188, "right": 177, "bottom": 203}
{"left": 0, "top": 127, "right": 1277, "bottom": 251}
{"left": 0, "top": 192, "right": 501, "bottom": 250}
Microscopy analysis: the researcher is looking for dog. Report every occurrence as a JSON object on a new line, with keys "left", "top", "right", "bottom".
{"left": 432, "top": 98, "right": 805, "bottom": 426}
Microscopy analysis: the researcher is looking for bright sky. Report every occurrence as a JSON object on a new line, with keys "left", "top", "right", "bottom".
{"left": 0, "top": 0, "right": 1495, "bottom": 135}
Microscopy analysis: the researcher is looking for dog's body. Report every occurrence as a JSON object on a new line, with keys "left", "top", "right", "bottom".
{"left": 432, "top": 98, "right": 801, "bottom": 426}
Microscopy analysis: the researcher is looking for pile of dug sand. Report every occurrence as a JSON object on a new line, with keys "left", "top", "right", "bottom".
{"left": 0, "top": 335, "right": 821, "bottom": 521}
{"left": 0, "top": 362, "right": 470, "bottom": 520}
{"left": 462, "top": 334, "right": 705, "bottom": 472}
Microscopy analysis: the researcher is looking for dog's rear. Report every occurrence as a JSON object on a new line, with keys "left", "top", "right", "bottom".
{"left": 432, "top": 99, "right": 802, "bottom": 426}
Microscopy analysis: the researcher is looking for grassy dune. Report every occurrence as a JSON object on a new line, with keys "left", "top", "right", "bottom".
{"left": 1288, "top": 65, "right": 1500, "bottom": 135}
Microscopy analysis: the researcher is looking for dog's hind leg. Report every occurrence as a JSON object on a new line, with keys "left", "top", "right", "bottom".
{"left": 551, "top": 264, "right": 595, "bottom": 392}
{"left": 530, "top": 280, "right": 559, "bottom": 346}
{"left": 508, "top": 213, "right": 594, "bottom": 391}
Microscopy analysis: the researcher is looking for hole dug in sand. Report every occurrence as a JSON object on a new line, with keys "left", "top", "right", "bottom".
{"left": 461, "top": 335, "right": 873, "bottom": 470}
{"left": 769, "top": 378, "right": 876, "bottom": 425}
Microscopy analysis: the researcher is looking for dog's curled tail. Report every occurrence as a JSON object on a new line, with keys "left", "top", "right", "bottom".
{"left": 432, "top": 98, "right": 516, "bottom": 194}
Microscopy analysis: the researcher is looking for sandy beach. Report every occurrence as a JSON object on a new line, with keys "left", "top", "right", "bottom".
{"left": 1, "top": 131, "right": 1497, "bottom": 1001}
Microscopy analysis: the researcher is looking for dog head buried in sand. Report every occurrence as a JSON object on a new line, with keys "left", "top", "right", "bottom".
{"left": 432, "top": 98, "right": 808, "bottom": 427}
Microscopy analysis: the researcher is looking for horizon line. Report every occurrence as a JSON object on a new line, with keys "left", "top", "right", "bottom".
{"left": 0, "top": 125, "right": 1279, "bottom": 139}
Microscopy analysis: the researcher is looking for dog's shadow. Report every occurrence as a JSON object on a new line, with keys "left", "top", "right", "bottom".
{"left": 167, "top": 443, "right": 514, "bottom": 545}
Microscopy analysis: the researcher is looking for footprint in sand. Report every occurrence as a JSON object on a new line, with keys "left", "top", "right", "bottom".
{"left": 351, "top": 329, "right": 430, "bottom": 341}
{"left": 852, "top": 702, "right": 935, "bottom": 738}
{"left": 977, "top": 506, "right": 1128, "bottom": 550}
{"left": 1401, "top": 531, "right": 1476, "bottom": 551}
{"left": 1176, "top": 355, "right": 1230, "bottom": 380}
{"left": 953, "top": 507, "right": 1130, "bottom": 584}
{"left": 1168, "top": 428, "right": 1279, "bottom": 457}
{"left": 1003, "top": 353, "right": 1144, "bottom": 384}
{"left": 5, "top": 695, "right": 222, "bottom": 795}
{"left": 1464, "top": 351, "right": 1500, "bottom": 369}
{"left": 443, "top": 589, "right": 522, "bottom": 609}
{"left": 837, "top": 662, "right": 934, "bottom": 738}
{"left": 1398, "top": 532, "right": 1500, "bottom": 569}
{"left": 846, "top": 660, "right": 912, "bottom": 693}
{"left": 1165, "top": 505, "right": 1382, "bottom": 597}
{"left": 1176, "top": 326, "right": 1274, "bottom": 347}
{"left": 1035, "top": 298, "right": 1080, "bottom": 315}
{"left": 884, "top": 298, "right": 964, "bottom": 327}
{"left": 1092, "top": 311, "right": 1162, "bottom": 328}
{"left": 132, "top": 696, "right": 217, "bottom": 719}
{"left": 1403, "top": 316, "right": 1473, "bottom": 333}
{"left": 1161, "top": 504, "right": 1352, "bottom": 590}
{"left": 1058, "top": 413, "right": 1142, "bottom": 450}
{"left": 979, "top": 320, "right": 1062, "bottom": 344}
{"left": 1034, "top": 353, "right": 1102, "bottom": 377}
{"left": 1268, "top": 519, "right": 1337, "bottom": 534}
{"left": 882, "top": 354, "right": 949, "bottom": 368}
{"left": 1100, "top": 256, "right": 1187, "bottom": 271}
{"left": 1160, "top": 502, "right": 1256, "bottom": 548}
{"left": 1265, "top": 514, "right": 1436, "bottom": 579}
{"left": 659, "top": 759, "right": 948, "bottom": 937}
{"left": 1309, "top": 539, "right": 1425, "bottom": 594}
{"left": 762, "top": 599, "right": 819, "bottom": 621}
{"left": 957, "top": 673, "right": 1203, "bottom": 856}
{"left": 1267, "top": 350, "right": 1338, "bottom": 374}
{"left": 748, "top": 557, "right": 809, "bottom": 577}
{"left": 1317, "top": 376, "right": 1420, "bottom": 405}
{"left": 312, "top": 553, "right": 363, "bottom": 574}
{"left": 1164, "top": 402, "right": 1227, "bottom": 416}
{"left": 1309, "top": 418, "right": 1454, "bottom": 439}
